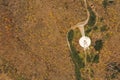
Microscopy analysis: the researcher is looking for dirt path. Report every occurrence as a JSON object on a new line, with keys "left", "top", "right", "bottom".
{"left": 66, "top": 0, "right": 91, "bottom": 79}
{"left": 67, "top": 0, "right": 90, "bottom": 50}
{"left": 1, "top": 0, "right": 120, "bottom": 80}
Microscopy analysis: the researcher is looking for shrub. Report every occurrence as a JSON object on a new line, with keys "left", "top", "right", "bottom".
{"left": 94, "top": 40, "right": 103, "bottom": 51}
{"left": 87, "top": 7, "right": 96, "bottom": 27}
{"left": 102, "top": 0, "right": 108, "bottom": 8}
{"left": 93, "top": 26, "right": 98, "bottom": 31}
{"left": 67, "top": 29, "right": 74, "bottom": 42}
{"left": 100, "top": 25, "right": 108, "bottom": 32}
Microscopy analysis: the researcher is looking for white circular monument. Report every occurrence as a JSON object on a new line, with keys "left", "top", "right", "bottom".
{"left": 79, "top": 36, "right": 91, "bottom": 49}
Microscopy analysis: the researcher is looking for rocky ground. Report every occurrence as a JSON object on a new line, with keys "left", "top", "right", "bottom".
{"left": 0, "top": 0, "right": 120, "bottom": 80}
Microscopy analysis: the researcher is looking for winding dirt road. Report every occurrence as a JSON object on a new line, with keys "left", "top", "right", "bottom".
{"left": 67, "top": 0, "right": 90, "bottom": 52}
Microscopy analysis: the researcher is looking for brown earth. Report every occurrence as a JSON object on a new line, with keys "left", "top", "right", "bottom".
{"left": 0, "top": 0, "right": 120, "bottom": 80}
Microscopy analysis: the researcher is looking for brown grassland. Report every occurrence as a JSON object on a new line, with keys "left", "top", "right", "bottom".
{"left": 0, "top": 0, "right": 120, "bottom": 80}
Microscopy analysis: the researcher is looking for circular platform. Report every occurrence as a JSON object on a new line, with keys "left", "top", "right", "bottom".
{"left": 79, "top": 36, "right": 91, "bottom": 49}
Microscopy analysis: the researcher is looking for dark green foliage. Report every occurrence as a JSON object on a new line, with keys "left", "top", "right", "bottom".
{"left": 85, "top": 7, "right": 96, "bottom": 35}
{"left": 69, "top": 44, "right": 84, "bottom": 80}
{"left": 87, "top": 7, "right": 96, "bottom": 27}
{"left": 85, "top": 27, "right": 92, "bottom": 35}
{"left": 86, "top": 53, "right": 99, "bottom": 63}
{"left": 70, "top": 43, "right": 85, "bottom": 69}
{"left": 108, "top": 0, "right": 114, "bottom": 4}
{"left": 85, "top": 25, "right": 98, "bottom": 35}
{"left": 68, "top": 29, "right": 74, "bottom": 42}
{"left": 67, "top": 30, "right": 85, "bottom": 80}
{"left": 102, "top": 0, "right": 108, "bottom": 8}
{"left": 92, "top": 54, "right": 99, "bottom": 63}
{"left": 102, "top": 0, "right": 114, "bottom": 9}
{"left": 67, "top": 28, "right": 101, "bottom": 80}
{"left": 87, "top": 54, "right": 91, "bottom": 62}
{"left": 94, "top": 40, "right": 103, "bottom": 51}
{"left": 114, "top": 66, "right": 120, "bottom": 72}
{"left": 75, "top": 65, "right": 83, "bottom": 80}
{"left": 68, "top": 29, "right": 85, "bottom": 69}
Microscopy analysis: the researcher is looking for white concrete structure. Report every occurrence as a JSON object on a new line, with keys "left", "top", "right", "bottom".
{"left": 79, "top": 36, "right": 91, "bottom": 49}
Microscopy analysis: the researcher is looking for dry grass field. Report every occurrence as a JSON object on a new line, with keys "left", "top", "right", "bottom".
{"left": 0, "top": 0, "right": 120, "bottom": 80}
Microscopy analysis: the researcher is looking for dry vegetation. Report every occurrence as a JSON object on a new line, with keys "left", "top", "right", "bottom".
{"left": 0, "top": 0, "right": 120, "bottom": 80}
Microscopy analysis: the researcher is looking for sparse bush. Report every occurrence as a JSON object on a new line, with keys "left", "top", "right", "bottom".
{"left": 87, "top": 53, "right": 99, "bottom": 63}
{"left": 102, "top": 0, "right": 108, "bottom": 8}
{"left": 68, "top": 29, "right": 74, "bottom": 42}
{"left": 93, "top": 54, "right": 99, "bottom": 63}
{"left": 103, "top": 33, "right": 110, "bottom": 40}
{"left": 93, "top": 26, "right": 98, "bottom": 31}
{"left": 87, "top": 7, "right": 96, "bottom": 27}
{"left": 85, "top": 26, "right": 92, "bottom": 35}
{"left": 94, "top": 40, "right": 103, "bottom": 51}
{"left": 108, "top": 0, "right": 114, "bottom": 4}
{"left": 105, "top": 62, "right": 120, "bottom": 79}
{"left": 100, "top": 25, "right": 108, "bottom": 32}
